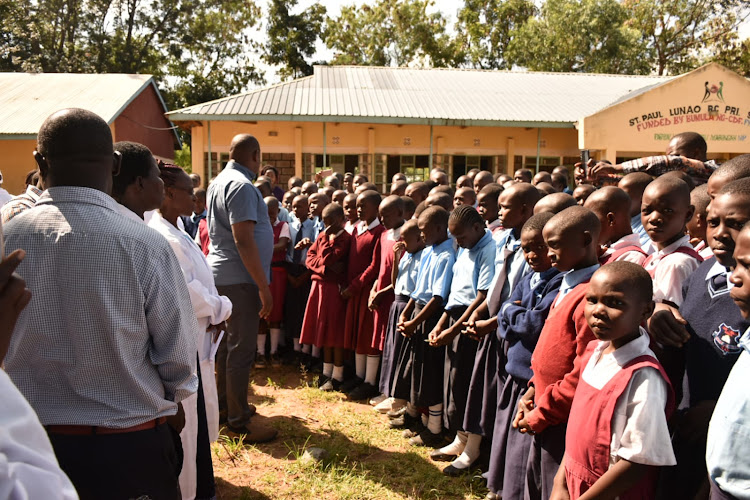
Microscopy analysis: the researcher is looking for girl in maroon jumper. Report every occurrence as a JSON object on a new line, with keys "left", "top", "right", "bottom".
{"left": 299, "top": 204, "right": 351, "bottom": 390}
{"left": 551, "top": 262, "right": 675, "bottom": 500}
{"left": 341, "top": 190, "right": 385, "bottom": 400}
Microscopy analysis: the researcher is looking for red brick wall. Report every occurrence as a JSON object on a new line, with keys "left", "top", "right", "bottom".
{"left": 113, "top": 84, "right": 177, "bottom": 160}
{"left": 261, "top": 152, "right": 296, "bottom": 187}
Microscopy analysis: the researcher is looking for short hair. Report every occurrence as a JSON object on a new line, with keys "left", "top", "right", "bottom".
{"left": 24, "top": 169, "right": 40, "bottom": 187}
{"left": 37, "top": 108, "right": 113, "bottom": 160}
{"left": 713, "top": 154, "right": 750, "bottom": 182}
{"left": 408, "top": 182, "right": 430, "bottom": 197}
{"left": 618, "top": 172, "right": 653, "bottom": 192}
{"left": 522, "top": 211, "right": 555, "bottom": 234}
{"left": 584, "top": 186, "right": 631, "bottom": 214}
{"left": 547, "top": 205, "right": 601, "bottom": 242}
{"left": 413, "top": 201, "right": 427, "bottom": 218}
{"left": 194, "top": 188, "right": 207, "bottom": 201}
{"left": 534, "top": 192, "right": 576, "bottom": 214}
{"left": 595, "top": 261, "right": 653, "bottom": 301}
{"left": 401, "top": 218, "right": 420, "bottom": 237}
{"left": 264, "top": 196, "right": 279, "bottom": 210}
{"left": 509, "top": 182, "right": 542, "bottom": 207}
{"left": 353, "top": 174, "right": 369, "bottom": 183}
{"left": 449, "top": 204, "right": 483, "bottom": 227}
{"left": 645, "top": 175, "right": 691, "bottom": 204}
{"left": 380, "top": 194, "right": 405, "bottom": 213}
{"left": 515, "top": 168, "right": 533, "bottom": 182}
{"left": 355, "top": 182, "right": 379, "bottom": 194}
{"left": 474, "top": 170, "right": 494, "bottom": 187}
{"left": 322, "top": 202, "right": 344, "bottom": 220}
{"left": 672, "top": 132, "right": 707, "bottom": 160}
{"left": 229, "top": 134, "right": 260, "bottom": 160}
{"left": 400, "top": 195, "right": 416, "bottom": 215}
{"left": 690, "top": 184, "right": 710, "bottom": 215}
{"left": 419, "top": 205, "right": 449, "bottom": 227}
{"left": 425, "top": 191, "right": 453, "bottom": 211}
{"left": 288, "top": 176, "right": 303, "bottom": 188}
{"left": 533, "top": 171, "right": 552, "bottom": 184}
{"left": 536, "top": 182, "right": 556, "bottom": 196}
{"left": 324, "top": 175, "right": 341, "bottom": 189}
{"left": 112, "top": 141, "right": 155, "bottom": 197}
{"left": 430, "top": 185, "right": 454, "bottom": 196}
{"left": 158, "top": 163, "right": 186, "bottom": 189}
{"left": 261, "top": 165, "right": 279, "bottom": 178}
{"left": 551, "top": 172, "right": 568, "bottom": 189}
{"left": 357, "top": 190, "right": 381, "bottom": 206}
{"left": 479, "top": 183, "right": 503, "bottom": 201}
{"left": 717, "top": 177, "right": 750, "bottom": 199}
{"left": 663, "top": 170, "right": 695, "bottom": 191}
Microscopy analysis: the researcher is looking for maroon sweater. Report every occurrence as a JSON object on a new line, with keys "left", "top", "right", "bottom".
{"left": 346, "top": 222, "right": 385, "bottom": 294}
{"left": 527, "top": 282, "right": 595, "bottom": 433}
{"left": 306, "top": 229, "right": 351, "bottom": 285}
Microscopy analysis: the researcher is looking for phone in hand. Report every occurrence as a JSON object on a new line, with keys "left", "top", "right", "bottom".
{"left": 580, "top": 150, "right": 590, "bottom": 179}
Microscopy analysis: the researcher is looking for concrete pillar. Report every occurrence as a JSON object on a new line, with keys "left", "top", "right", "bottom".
{"left": 506, "top": 137, "right": 516, "bottom": 175}
{"left": 294, "top": 127, "right": 303, "bottom": 178}
{"left": 192, "top": 123, "right": 204, "bottom": 186}
{"left": 368, "top": 127, "right": 375, "bottom": 176}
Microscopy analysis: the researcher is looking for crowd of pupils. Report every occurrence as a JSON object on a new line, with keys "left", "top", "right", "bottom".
{"left": 249, "top": 134, "right": 750, "bottom": 500}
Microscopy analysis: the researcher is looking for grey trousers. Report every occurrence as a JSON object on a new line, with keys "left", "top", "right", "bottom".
{"left": 216, "top": 283, "right": 260, "bottom": 429}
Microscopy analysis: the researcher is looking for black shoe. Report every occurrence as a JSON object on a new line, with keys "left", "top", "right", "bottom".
{"left": 320, "top": 378, "right": 343, "bottom": 392}
{"left": 316, "top": 374, "right": 330, "bottom": 388}
{"left": 409, "top": 429, "right": 448, "bottom": 448}
{"left": 429, "top": 449, "right": 457, "bottom": 462}
{"left": 348, "top": 382, "right": 380, "bottom": 401}
{"left": 340, "top": 376, "right": 364, "bottom": 394}
{"left": 270, "top": 352, "right": 282, "bottom": 367}
{"left": 389, "top": 412, "right": 420, "bottom": 429}
{"left": 442, "top": 460, "right": 479, "bottom": 477}
{"left": 255, "top": 353, "right": 267, "bottom": 369}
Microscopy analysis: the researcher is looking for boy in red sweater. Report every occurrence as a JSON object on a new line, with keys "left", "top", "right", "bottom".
{"left": 513, "top": 205, "right": 601, "bottom": 500}
{"left": 342, "top": 190, "right": 385, "bottom": 399}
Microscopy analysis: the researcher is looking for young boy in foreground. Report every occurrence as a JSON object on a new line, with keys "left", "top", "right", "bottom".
{"left": 551, "top": 261, "right": 675, "bottom": 500}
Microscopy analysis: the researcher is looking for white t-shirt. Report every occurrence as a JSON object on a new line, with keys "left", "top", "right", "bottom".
{"left": 581, "top": 329, "right": 676, "bottom": 468}
{"left": 0, "top": 370, "right": 79, "bottom": 499}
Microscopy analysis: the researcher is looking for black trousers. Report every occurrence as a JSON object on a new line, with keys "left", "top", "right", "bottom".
{"left": 195, "top": 353, "right": 216, "bottom": 500}
{"left": 48, "top": 423, "right": 182, "bottom": 500}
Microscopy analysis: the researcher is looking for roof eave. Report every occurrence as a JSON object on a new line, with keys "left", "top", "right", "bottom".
{"left": 0, "top": 134, "right": 36, "bottom": 140}
{"left": 166, "top": 113, "right": 576, "bottom": 129}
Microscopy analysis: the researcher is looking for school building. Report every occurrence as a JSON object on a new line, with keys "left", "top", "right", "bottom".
{"left": 167, "top": 62, "right": 750, "bottom": 191}
{"left": 0, "top": 73, "right": 178, "bottom": 195}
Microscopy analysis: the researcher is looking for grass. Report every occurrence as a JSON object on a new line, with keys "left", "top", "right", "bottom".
{"left": 212, "top": 365, "right": 488, "bottom": 500}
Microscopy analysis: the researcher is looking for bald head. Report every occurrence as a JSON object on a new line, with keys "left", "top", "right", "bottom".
{"left": 618, "top": 172, "right": 652, "bottom": 217}
{"left": 473, "top": 171, "right": 494, "bottom": 192}
{"left": 533, "top": 192, "right": 576, "bottom": 214}
{"left": 425, "top": 191, "right": 453, "bottom": 211}
{"left": 584, "top": 187, "right": 633, "bottom": 245}
{"left": 35, "top": 108, "right": 118, "bottom": 192}
{"left": 547, "top": 205, "right": 601, "bottom": 247}
{"left": 380, "top": 194, "right": 405, "bottom": 213}
{"left": 507, "top": 182, "right": 542, "bottom": 207}
{"left": 584, "top": 186, "right": 630, "bottom": 215}
{"left": 229, "top": 134, "right": 261, "bottom": 171}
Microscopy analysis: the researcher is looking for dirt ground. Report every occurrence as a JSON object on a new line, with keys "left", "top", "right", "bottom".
{"left": 212, "top": 365, "right": 488, "bottom": 500}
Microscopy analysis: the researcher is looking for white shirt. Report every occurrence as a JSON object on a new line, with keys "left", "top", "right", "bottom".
{"left": 582, "top": 329, "right": 676, "bottom": 468}
{"left": 344, "top": 219, "right": 359, "bottom": 234}
{"left": 694, "top": 240, "right": 715, "bottom": 260}
{"left": 554, "top": 263, "right": 599, "bottom": 307}
{"left": 601, "top": 233, "right": 647, "bottom": 265}
{"left": 357, "top": 218, "right": 381, "bottom": 235}
{"left": 0, "top": 370, "right": 78, "bottom": 500}
{"left": 644, "top": 235, "right": 701, "bottom": 306}
{"left": 274, "top": 219, "right": 291, "bottom": 241}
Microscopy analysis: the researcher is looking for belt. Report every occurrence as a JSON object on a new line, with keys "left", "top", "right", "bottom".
{"left": 46, "top": 417, "right": 167, "bottom": 436}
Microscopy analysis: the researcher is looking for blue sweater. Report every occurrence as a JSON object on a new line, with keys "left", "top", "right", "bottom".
{"left": 499, "top": 268, "right": 563, "bottom": 380}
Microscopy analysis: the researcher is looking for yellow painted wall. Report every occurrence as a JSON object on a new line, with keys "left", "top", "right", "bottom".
{"left": 190, "top": 119, "right": 581, "bottom": 182}
{"left": 0, "top": 140, "right": 38, "bottom": 195}
{"left": 581, "top": 63, "right": 750, "bottom": 159}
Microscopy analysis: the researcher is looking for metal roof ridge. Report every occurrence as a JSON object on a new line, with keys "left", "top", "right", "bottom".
{"left": 312, "top": 65, "right": 671, "bottom": 79}
{"left": 168, "top": 75, "right": 315, "bottom": 115}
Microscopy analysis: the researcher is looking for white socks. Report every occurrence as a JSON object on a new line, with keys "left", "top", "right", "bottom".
{"left": 312, "top": 345, "right": 321, "bottom": 358}
{"left": 323, "top": 362, "right": 333, "bottom": 378}
{"left": 439, "top": 430, "right": 468, "bottom": 456}
{"left": 293, "top": 338, "right": 301, "bottom": 352}
{"left": 365, "top": 355, "right": 380, "bottom": 385}
{"left": 270, "top": 328, "right": 282, "bottom": 354}
{"left": 427, "top": 404, "right": 442, "bottom": 434}
{"left": 355, "top": 353, "right": 367, "bottom": 379}
{"left": 451, "top": 433, "right": 481, "bottom": 469}
{"left": 302, "top": 344, "right": 311, "bottom": 355}
{"left": 332, "top": 365, "right": 345, "bottom": 382}
{"left": 256, "top": 333, "right": 267, "bottom": 355}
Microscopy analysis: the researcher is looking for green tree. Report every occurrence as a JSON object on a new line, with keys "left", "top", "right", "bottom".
{"left": 264, "top": 0, "right": 326, "bottom": 80}
{"left": 454, "top": 0, "right": 536, "bottom": 69}
{"left": 508, "top": 0, "right": 650, "bottom": 74}
{"left": 324, "top": 0, "right": 461, "bottom": 67}
{"left": 623, "top": 0, "right": 746, "bottom": 75}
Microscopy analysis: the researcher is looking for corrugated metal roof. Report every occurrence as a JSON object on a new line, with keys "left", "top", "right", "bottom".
{"left": 167, "top": 66, "right": 672, "bottom": 127}
{"left": 0, "top": 73, "right": 163, "bottom": 137}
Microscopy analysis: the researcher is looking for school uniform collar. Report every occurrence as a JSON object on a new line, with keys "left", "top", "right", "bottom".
{"left": 469, "top": 229, "right": 494, "bottom": 254}
{"left": 652, "top": 234, "right": 692, "bottom": 260}
{"left": 357, "top": 218, "right": 381, "bottom": 235}
{"left": 604, "top": 233, "right": 640, "bottom": 253}
{"left": 560, "top": 263, "right": 600, "bottom": 293}
{"left": 388, "top": 224, "right": 402, "bottom": 241}
{"left": 225, "top": 159, "right": 256, "bottom": 181}
{"left": 741, "top": 327, "right": 750, "bottom": 354}
{"left": 705, "top": 258, "right": 733, "bottom": 289}
{"left": 487, "top": 219, "right": 503, "bottom": 231}
{"left": 591, "top": 327, "right": 651, "bottom": 367}
{"left": 432, "top": 237, "right": 454, "bottom": 254}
